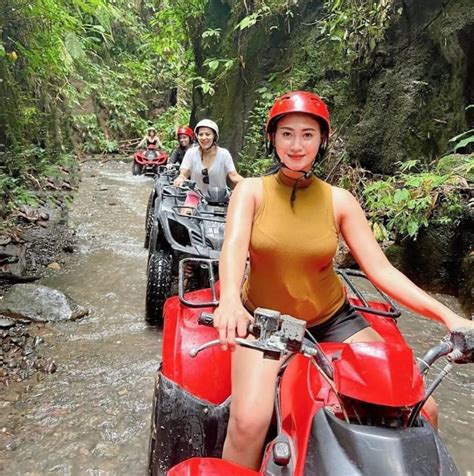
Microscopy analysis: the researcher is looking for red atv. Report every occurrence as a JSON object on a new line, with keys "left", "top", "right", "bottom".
{"left": 133, "top": 144, "right": 169, "bottom": 176}
{"left": 148, "top": 264, "right": 472, "bottom": 476}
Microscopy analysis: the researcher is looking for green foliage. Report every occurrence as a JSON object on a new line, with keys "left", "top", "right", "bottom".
{"left": 1, "top": 0, "right": 199, "bottom": 213}
{"left": 234, "top": 5, "right": 271, "bottom": 32}
{"left": 363, "top": 157, "right": 471, "bottom": 240}
{"left": 152, "top": 105, "right": 190, "bottom": 152}
{"left": 447, "top": 105, "right": 474, "bottom": 152}
{"left": 0, "top": 147, "right": 77, "bottom": 216}
{"left": 320, "top": 0, "right": 393, "bottom": 63}
{"left": 148, "top": 0, "right": 207, "bottom": 103}
{"left": 449, "top": 130, "right": 474, "bottom": 152}
{"left": 238, "top": 85, "right": 284, "bottom": 176}
{"left": 201, "top": 28, "right": 222, "bottom": 47}
{"left": 0, "top": 172, "right": 39, "bottom": 213}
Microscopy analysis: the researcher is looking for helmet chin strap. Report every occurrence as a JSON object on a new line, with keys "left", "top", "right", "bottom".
{"left": 276, "top": 147, "right": 326, "bottom": 207}
{"left": 278, "top": 159, "right": 316, "bottom": 207}
{"left": 279, "top": 162, "right": 315, "bottom": 179}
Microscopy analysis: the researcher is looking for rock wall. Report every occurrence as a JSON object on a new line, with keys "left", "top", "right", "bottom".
{"left": 347, "top": 0, "right": 474, "bottom": 173}
{"left": 191, "top": 0, "right": 473, "bottom": 314}
{"left": 193, "top": 0, "right": 473, "bottom": 169}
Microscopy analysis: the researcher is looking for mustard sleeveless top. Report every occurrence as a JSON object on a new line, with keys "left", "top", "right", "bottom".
{"left": 241, "top": 172, "right": 345, "bottom": 325}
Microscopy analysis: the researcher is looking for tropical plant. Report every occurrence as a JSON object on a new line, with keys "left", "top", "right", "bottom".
{"left": 449, "top": 106, "right": 474, "bottom": 152}
{"left": 362, "top": 157, "right": 471, "bottom": 240}
{"left": 238, "top": 86, "right": 283, "bottom": 176}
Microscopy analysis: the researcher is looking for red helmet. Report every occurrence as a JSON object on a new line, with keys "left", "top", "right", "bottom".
{"left": 176, "top": 126, "right": 194, "bottom": 141}
{"left": 266, "top": 91, "right": 331, "bottom": 148}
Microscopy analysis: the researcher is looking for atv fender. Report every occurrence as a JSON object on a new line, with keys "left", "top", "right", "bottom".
{"left": 161, "top": 294, "right": 231, "bottom": 404}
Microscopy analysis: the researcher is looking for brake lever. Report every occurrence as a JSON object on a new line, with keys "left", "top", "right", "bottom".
{"left": 189, "top": 337, "right": 285, "bottom": 360}
{"left": 189, "top": 338, "right": 250, "bottom": 357}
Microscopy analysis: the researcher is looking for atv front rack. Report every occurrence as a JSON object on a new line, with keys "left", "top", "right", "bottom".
{"left": 178, "top": 258, "right": 220, "bottom": 307}
{"left": 178, "top": 258, "right": 401, "bottom": 318}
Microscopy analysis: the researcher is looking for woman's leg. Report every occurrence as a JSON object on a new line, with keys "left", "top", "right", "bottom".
{"left": 343, "top": 326, "right": 383, "bottom": 343}
{"left": 223, "top": 344, "right": 283, "bottom": 470}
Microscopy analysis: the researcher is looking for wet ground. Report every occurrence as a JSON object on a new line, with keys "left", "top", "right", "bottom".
{"left": 1, "top": 160, "right": 473, "bottom": 475}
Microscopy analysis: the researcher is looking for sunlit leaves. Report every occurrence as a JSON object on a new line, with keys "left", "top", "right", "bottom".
{"left": 64, "top": 32, "right": 86, "bottom": 60}
{"left": 449, "top": 129, "right": 474, "bottom": 152}
{"left": 234, "top": 7, "right": 271, "bottom": 32}
{"left": 319, "top": 0, "right": 394, "bottom": 61}
{"left": 363, "top": 157, "right": 470, "bottom": 240}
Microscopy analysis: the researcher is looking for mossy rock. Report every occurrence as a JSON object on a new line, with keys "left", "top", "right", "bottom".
{"left": 346, "top": 0, "right": 474, "bottom": 174}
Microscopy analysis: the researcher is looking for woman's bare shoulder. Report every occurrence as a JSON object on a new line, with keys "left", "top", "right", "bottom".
{"left": 234, "top": 177, "right": 263, "bottom": 193}
{"left": 330, "top": 185, "right": 364, "bottom": 228}
{"left": 331, "top": 185, "right": 359, "bottom": 207}
{"left": 230, "top": 177, "right": 264, "bottom": 208}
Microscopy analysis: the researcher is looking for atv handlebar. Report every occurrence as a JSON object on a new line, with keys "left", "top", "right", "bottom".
{"left": 408, "top": 327, "right": 473, "bottom": 427}
{"left": 447, "top": 327, "right": 474, "bottom": 364}
{"left": 157, "top": 164, "right": 179, "bottom": 176}
{"left": 195, "top": 310, "right": 333, "bottom": 378}
{"left": 196, "top": 313, "right": 474, "bottom": 379}
{"left": 418, "top": 327, "right": 474, "bottom": 374}
{"left": 198, "top": 313, "right": 214, "bottom": 327}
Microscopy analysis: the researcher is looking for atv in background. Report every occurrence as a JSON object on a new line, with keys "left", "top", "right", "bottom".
{"left": 132, "top": 144, "right": 169, "bottom": 176}
{"left": 144, "top": 165, "right": 181, "bottom": 249}
{"left": 145, "top": 179, "right": 229, "bottom": 325}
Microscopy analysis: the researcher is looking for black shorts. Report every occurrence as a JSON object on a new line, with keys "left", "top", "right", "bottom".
{"left": 306, "top": 300, "right": 370, "bottom": 343}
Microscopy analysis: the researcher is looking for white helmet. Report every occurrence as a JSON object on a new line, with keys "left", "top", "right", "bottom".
{"left": 194, "top": 119, "right": 219, "bottom": 142}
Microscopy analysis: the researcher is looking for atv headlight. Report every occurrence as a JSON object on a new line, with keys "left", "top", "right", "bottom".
{"left": 169, "top": 219, "right": 191, "bottom": 247}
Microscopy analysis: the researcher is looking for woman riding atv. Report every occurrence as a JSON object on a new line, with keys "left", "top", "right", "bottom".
{"left": 168, "top": 126, "right": 194, "bottom": 166}
{"left": 137, "top": 126, "right": 163, "bottom": 150}
{"left": 173, "top": 119, "right": 243, "bottom": 193}
{"left": 212, "top": 90, "right": 474, "bottom": 471}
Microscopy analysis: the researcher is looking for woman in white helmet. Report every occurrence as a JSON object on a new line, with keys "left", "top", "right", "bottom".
{"left": 174, "top": 119, "right": 243, "bottom": 192}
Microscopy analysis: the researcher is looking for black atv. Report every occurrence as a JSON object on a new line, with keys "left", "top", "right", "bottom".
{"left": 145, "top": 177, "right": 229, "bottom": 326}
{"left": 144, "top": 165, "right": 180, "bottom": 249}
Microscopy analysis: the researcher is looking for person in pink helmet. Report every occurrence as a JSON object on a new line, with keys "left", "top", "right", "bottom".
{"left": 137, "top": 126, "right": 163, "bottom": 149}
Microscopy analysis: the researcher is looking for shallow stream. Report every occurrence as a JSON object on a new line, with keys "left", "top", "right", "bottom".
{"left": 1, "top": 160, "right": 472, "bottom": 475}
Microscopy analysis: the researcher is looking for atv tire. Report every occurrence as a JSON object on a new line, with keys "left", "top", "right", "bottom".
{"left": 132, "top": 162, "right": 142, "bottom": 176}
{"left": 146, "top": 250, "right": 172, "bottom": 326}
{"left": 144, "top": 192, "right": 154, "bottom": 248}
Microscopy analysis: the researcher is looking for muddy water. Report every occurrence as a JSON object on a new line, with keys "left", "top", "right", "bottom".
{"left": 1, "top": 160, "right": 473, "bottom": 475}
{"left": 1, "top": 160, "right": 160, "bottom": 475}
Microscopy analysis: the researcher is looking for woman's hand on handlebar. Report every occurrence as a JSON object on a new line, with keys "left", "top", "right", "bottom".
{"left": 212, "top": 299, "right": 254, "bottom": 351}
{"left": 173, "top": 174, "right": 186, "bottom": 187}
